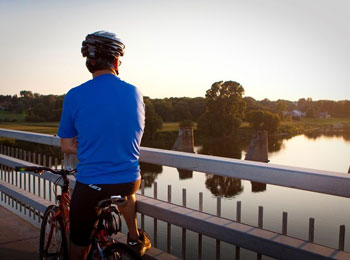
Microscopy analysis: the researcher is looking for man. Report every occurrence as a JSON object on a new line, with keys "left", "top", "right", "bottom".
{"left": 58, "top": 31, "right": 151, "bottom": 259}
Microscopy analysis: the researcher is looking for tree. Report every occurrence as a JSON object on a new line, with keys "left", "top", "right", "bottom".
{"left": 275, "top": 100, "right": 288, "bottom": 120}
{"left": 246, "top": 110, "right": 281, "bottom": 133}
{"left": 305, "top": 107, "right": 316, "bottom": 118}
{"left": 244, "top": 96, "right": 262, "bottom": 112}
{"left": 20, "top": 90, "right": 34, "bottom": 98}
{"left": 25, "top": 94, "right": 63, "bottom": 122}
{"left": 198, "top": 81, "right": 246, "bottom": 137}
{"left": 153, "top": 99, "right": 174, "bottom": 122}
{"left": 143, "top": 98, "right": 163, "bottom": 140}
{"left": 173, "top": 100, "right": 191, "bottom": 121}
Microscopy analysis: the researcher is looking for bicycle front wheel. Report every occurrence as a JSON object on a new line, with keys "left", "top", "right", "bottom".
{"left": 39, "top": 205, "right": 68, "bottom": 260}
{"left": 103, "top": 243, "right": 142, "bottom": 260}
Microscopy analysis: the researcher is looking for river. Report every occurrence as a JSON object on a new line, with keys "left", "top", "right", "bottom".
{"left": 139, "top": 130, "right": 350, "bottom": 259}
{"left": 1, "top": 130, "right": 349, "bottom": 259}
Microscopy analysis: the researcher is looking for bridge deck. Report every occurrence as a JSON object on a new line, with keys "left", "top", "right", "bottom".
{"left": 0, "top": 205, "right": 178, "bottom": 260}
{"left": 0, "top": 206, "right": 39, "bottom": 260}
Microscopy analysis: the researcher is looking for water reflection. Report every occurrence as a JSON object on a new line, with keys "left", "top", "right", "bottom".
{"left": 177, "top": 169, "right": 193, "bottom": 179}
{"left": 198, "top": 137, "right": 247, "bottom": 198}
{"left": 140, "top": 130, "right": 350, "bottom": 197}
{"left": 268, "top": 136, "right": 288, "bottom": 153}
{"left": 304, "top": 129, "right": 350, "bottom": 142}
{"left": 269, "top": 130, "right": 350, "bottom": 172}
{"left": 140, "top": 162, "right": 163, "bottom": 187}
{"left": 205, "top": 174, "right": 243, "bottom": 198}
{"left": 251, "top": 182, "right": 267, "bottom": 193}
{"left": 197, "top": 136, "right": 247, "bottom": 159}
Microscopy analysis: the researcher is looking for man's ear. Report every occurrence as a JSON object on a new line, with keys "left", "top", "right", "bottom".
{"left": 114, "top": 57, "right": 119, "bottom": 69}
{"left": 114, "top": 57, "right": 120, "bottom": 75}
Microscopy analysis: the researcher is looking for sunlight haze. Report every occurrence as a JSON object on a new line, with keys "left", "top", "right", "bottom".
{"left": 0, "top": 0, "right": 349, "bottom": 101}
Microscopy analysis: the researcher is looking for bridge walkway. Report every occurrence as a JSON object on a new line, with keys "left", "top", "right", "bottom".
{"left": 0, "top": 206, "right": 39, "bottom": 260}
{"left": 0, "top": 205, "right": 178, "bottom": 260}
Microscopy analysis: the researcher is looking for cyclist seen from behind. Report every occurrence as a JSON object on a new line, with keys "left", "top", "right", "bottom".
{"left": 58, "top": 30, "right": 151, "bottom": 259}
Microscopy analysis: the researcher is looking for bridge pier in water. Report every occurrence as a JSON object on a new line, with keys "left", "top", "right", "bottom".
{"left": 172, "top": 127, "right": 194, "bottom": 179}
{"left": 245, "top": 131, "right": 269, "bottom": 192}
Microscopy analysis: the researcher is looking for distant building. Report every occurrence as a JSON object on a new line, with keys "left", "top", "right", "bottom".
{"left": 284, "top": 110, "right": 305, "bottom": 120}
{"left": 319, "top": 112, "right": 330, "bottom": 118}
{"left": 0, "top": 103, "right": 11, "bottom": 110}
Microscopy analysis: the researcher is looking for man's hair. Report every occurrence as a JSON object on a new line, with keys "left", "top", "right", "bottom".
{"left": 85, "top": 56, "right": 115, "bottom": 73}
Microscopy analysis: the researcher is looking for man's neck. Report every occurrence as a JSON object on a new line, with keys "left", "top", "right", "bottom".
{"left": 92, "top": 70, "right": 116, "bottom": 78}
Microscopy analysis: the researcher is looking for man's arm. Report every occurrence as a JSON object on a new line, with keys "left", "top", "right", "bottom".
{"left": 60, "top": 137, "right": 77, "bottom": 154}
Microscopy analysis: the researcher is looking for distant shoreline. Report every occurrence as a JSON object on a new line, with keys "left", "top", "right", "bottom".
{"left": 0, "top": 117, "right": 350, "bottom": 137}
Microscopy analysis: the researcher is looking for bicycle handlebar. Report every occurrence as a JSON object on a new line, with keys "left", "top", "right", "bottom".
{"left": 15, "top": 166, "right": 76, "bottom": 175}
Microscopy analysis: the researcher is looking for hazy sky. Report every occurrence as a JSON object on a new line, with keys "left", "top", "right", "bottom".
{"left": 0, "top": 0, "right": 349, "bottom": 101}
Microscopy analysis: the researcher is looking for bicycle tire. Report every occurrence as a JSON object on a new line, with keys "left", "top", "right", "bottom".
{"left": 39, "top": 205, "right": 68, "bottom": 260}
{"left": 103, "top": 243, "right": 142, "bottom": 260}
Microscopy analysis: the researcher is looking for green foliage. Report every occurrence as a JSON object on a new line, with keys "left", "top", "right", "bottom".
{"left": 0, "top": 90, "right": 64, "bottom": 122}
{"left": 246, "top": 110, "right": 281, "bottom": 133}
{"left": 274, "top": 100, "right": 288, "bottom": 119}
{"left": 143, "top": 98, "right": 163, "bottom": 140}
{"left": 305, "top": 107, "right": 317, "bottom": 118}
{"left": 244, "top": 97, "right": 295, "bottom": 121}
{"left": 198, "top": 81, "right": 246, "bottom": 137}
{"left": 25, "top": 94, "right": 64, "bottom": 122}
{"left": 1, "top": 91, "right": 350, "bottom": 126}
{"left": 152, "top": 97, "right": 205, "bottom": 122}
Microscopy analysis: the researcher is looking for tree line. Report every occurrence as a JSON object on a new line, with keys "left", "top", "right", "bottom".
{"left": 1, "top": 86, "right": 350, "bottom": 137}
{"left": 0, "top": 91, "right": 64, "bottom": 122}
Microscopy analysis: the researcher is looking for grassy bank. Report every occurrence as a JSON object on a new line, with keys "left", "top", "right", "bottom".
{"left": 161, "top": 118, "right": 350, "bottom": 135}
{"left": 0, "top": 122, "right": 59, "bottom": 135}
{"left": 0, "top": 111, "right": 26, "bottom": 122}
{"left": 278, "top": 117, "right": 350, "bottom": 135}
{"left": 0, "top": 118, "right": 350, "bottom": 136}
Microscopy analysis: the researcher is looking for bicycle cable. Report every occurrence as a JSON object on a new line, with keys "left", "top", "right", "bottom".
{"left": 53, "top": 175, "right": 63, "bottom": 195}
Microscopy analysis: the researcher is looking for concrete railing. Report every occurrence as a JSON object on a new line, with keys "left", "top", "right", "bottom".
{"left": 1, "top": 128, "right": 349, "bottom": 197}
{"left": 0, "top": 128, "right": 349, "bottom": 260}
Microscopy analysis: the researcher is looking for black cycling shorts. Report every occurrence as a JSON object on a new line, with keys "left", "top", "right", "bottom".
{"left": 69, "top": 179, "right": 141, "bottom": 246}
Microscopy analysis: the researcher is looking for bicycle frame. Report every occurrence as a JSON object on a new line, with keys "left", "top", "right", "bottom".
{"left": 15, "top": 166, "right": 138, "bottom": 259}
{"left": 16, "top": 166, "right": 73, "bottom": 258}
{"left": 44, "top": 171, "right": 71, "bottom": 254}
{"left": 57, "top": 176, "right": 71, "bottom": 235}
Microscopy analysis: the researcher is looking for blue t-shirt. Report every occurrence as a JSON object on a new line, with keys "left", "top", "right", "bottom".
{"left": 58, "top": 74, "right": 145, "bottom": 184}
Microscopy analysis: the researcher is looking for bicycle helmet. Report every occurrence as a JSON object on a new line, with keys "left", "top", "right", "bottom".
{"left": 81, "top": 31, "right": 125, "bottom": 59}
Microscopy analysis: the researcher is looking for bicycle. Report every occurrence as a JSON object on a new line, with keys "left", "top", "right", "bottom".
{"left": 15, "top": 166, "right": 142, "bottom": 260}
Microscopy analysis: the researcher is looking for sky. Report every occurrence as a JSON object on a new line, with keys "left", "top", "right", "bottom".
{"left": 0, "top": 0, "right": 349, "bottom": 101}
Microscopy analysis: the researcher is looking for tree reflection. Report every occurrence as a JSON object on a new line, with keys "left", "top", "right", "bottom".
{"left": 304, "top": 129, "right": 350, "bottom": 142}
{"left": 198, "top": 136, "right": 248, "bottom": 159}
{"left": 205, "top": 174, "right": 243, "bottom": 198}
{"left": 198, "top": 137, "right": 246, "bottom": 198}
{"left": 140, "top": 162, "right": 163, "bottom": 188}
{"left": 268, "top": 136, "right": 287, "bottom": 153}
{"left": 343, "top": 132, "right": 350, "bottom": 142}
{"left": 251, "top": 182, "right": 267, "bottom": 192}
{"left": 139, "top": 130, "right": 350, "bottom": 196}
{"left": 177, "top": 169, "right": 193, "bottom": 179}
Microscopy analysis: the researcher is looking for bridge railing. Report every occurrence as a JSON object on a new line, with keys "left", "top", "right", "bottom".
{"left": 0, "top": 128, "right": 349, "bottom": 260}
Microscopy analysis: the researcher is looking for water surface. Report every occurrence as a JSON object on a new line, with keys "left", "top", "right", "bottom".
{"left": 139, "top": 130, "right": 350, "bottom": 258}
